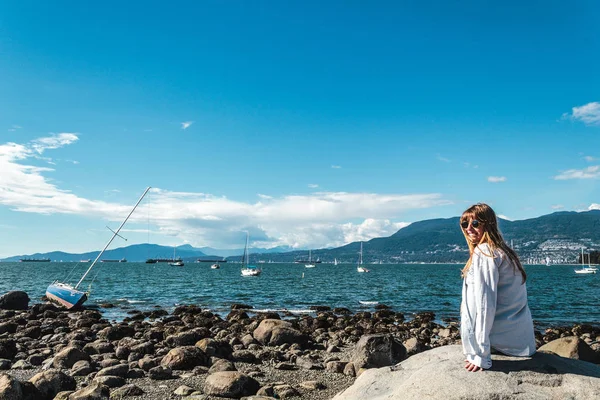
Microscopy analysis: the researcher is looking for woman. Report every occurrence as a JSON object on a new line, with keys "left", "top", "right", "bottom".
{"left": 460, "top": 203, "right": 536, "bottom": 372}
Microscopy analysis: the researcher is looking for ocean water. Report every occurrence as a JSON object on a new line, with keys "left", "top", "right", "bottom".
{"left": 0, "top": 262, "right": 598, "bottom": 329}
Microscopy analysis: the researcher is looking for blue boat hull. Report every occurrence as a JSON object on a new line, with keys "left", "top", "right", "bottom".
{"left": 46, "top": 283, "right": 87, "bottom": 309}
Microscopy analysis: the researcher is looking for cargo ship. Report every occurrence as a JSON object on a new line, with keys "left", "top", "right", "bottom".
{"left": 20, "top": 258, "right": 51, "bottom": 262}
{"left": 101, "top": 258, "right": 127, "bottom": 262}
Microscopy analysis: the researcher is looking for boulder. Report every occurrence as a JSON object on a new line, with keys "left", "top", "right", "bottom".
{"left": 110, "top": 383, "right": 144, "bottom": 397}
{"left": 0, "top": 373, "right": 22, "bottom": 400}
{"left": 53, "top": 346, "right": 90, "bottom": 369}
{"left": 161, "top": 346, "right": 208, "bottom": 370}
{"left": 351, "top": 334, "right": 406, "bottom": 369}
{"left": 0, "top": 339, "right": 17, "bottom": 360}
{"left": 539, "top": 336, "right": 600, "bottom": 364}
{"left": 0, "top": 291, "right": 29, "bottom": 310}
{"left": 333, "top": 345, "right": 600, "bottom": 400}
{"left": 29, "top": 369, "right": 76, "bottom": 400}
{"left": 68, "top": 380, "right": 109, "bottom": 399}
{"left": 253, "top": 319, "right": 307, "bottom": 347}
{"left": 204, "top": 371, "right": 260, "bottom": 398}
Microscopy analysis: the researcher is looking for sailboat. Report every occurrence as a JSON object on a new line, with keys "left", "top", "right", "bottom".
{"left": 334, "top": 258, "right": 338, "bottom": 266}
{"left": 241, "top": 232, "right": 261, "bottom": 276}
{"left": 305, "top": 250, "right": 316, "bottom": 268}
{"left": 575, "top": 248, "right": 597, "bottom": 274}
{"left": 46, "top": 187, "right": 151, "bottom": 309}
{"left": 169, "top": 246, "right": 184, "bottom": 267}
{"left": 357, "top": 242, "right": 370, "bottom": 273}
{"left": 545, "top": 257, "right": 551, "bottom": 267}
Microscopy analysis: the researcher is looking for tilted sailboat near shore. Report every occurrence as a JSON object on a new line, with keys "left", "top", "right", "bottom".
{"left": 46, "top": 187, "right": 151, "bottom": 309}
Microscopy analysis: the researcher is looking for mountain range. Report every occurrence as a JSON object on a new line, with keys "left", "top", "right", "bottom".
{"left": 3, "top": 210, "right": 600, "bottom": 264}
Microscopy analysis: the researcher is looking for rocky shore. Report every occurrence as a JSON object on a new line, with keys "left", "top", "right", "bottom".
{"left": 0, "top": 290, "right": 599, "bottom": 400}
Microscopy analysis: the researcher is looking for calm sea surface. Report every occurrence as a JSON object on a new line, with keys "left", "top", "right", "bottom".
{"left": 0, "top": 262, "right": 598, "bottom": 329}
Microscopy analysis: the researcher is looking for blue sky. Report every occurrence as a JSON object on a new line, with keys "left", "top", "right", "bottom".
{"left": 0, "top": 1, "right": 599, "bottom": 257}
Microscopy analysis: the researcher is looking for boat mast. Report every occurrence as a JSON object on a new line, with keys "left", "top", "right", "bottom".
{"left": 245, "top": 232, "right": 249, "bottom": 267}
{"left": 75, "top": 187, "right": 151, "bottom": 289}
{"left": 359, "top": 242, "right": 363, "bottom": 265}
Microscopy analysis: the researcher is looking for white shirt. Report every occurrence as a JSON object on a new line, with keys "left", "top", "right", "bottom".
{"left": 461, "top": 243, "right": 536, "bottom": 369}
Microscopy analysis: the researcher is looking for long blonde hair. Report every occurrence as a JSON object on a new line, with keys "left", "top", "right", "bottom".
{"left": 460, "top": 203, "right": 526, "bottom": 283}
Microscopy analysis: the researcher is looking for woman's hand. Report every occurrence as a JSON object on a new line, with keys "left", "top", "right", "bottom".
{"left": 464, "top": 359, "right": 484, "bottom": 372}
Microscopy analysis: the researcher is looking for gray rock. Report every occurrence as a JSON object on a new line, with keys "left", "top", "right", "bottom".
{"left": 96, "top": 363, "right": 129, "bottom": 378}
{"left": 351, "top": 334, "right": 406, "bottom": 369}
{"left": 29, "top": 369, "right": 76, "bottom": 400}
{"left": 53, "top": 346, "right": 90, "bottom": 369}
{"left": 208, "top": 359, "right": 237, "bottom": 374}
{"left": 204, "top": 371, "right": 260, "bottom": 398}
{"left": 71, "top": 360, "right": 94, "bottom": 376}
{"left": 539, "top": 336, "right": 600, "bottom": 364}
{"left": 94, "top": 375, "right": 126, "bottom": 388}
{"left": 0, "top": 359, "right": 11, "bottom": 370}
{"left": 161, "top": 346, "right": 208, "bottom": 370}
{"left": 148, "top": 365, "right": 173, "bottom": 380}
{"left": 299, "top": 380, "right": 326, "bottom": 390}
{"left": 69, "top": 380, "right": 110, "bottom": 399}
{"left": 173, "top": 384, "right": 195, "bottom": 395}
{"left": 253, "top": 319, "right": 307, "bottom": 347}
{"left": 109, "top": 383, "right": 144, "bottom": 397}
{"left": 333, "top": 345, "right": 600, "bottom": 400}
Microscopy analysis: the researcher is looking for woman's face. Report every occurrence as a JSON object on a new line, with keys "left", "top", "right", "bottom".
{"left": 461, "top": 218, "right": 485, "bottom": 244}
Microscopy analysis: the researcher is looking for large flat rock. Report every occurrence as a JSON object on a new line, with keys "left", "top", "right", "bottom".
{"left": 333, "top": 345, "right": 600, "bottom": 400}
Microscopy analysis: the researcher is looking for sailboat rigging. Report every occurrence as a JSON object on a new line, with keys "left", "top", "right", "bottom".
{"left": 169, "top": 245, "right": 184, "bottom": 267}
{"left": 305, "top": 249, "right": 316, "bottom": 268}
{"left": 46, "top": 187, "right": 151, "bottom": 309}
{"left": 241, "top": 232, "right": 261, "bottom": 276}
{"left": 357, "top": 242, "right": 370, "bottom": 273}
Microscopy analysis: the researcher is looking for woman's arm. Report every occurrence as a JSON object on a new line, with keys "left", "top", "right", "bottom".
{"left": 468, "top": 247, "right": 499, "bottom": 369}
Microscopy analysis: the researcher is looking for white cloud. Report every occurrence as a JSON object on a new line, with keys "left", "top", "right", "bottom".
{"left": 0, "top": 135, "right": 452, "bottom": 250}
{"left": 308, "top": 184, "right": 319, "bottom": 188}
{"left": 584, "top": 156, "right": 597, "bottom": 162}
{"left": 497, "top": 214, "right": 512, "bottom": 221}
{"left": 551, "top": 204, "right": 564, "bottom": 210}
{"left": 181, "top": 121, "right": 194, "bottom": 130}
{"left": 554, "top": 166, "right": 600, "bottom": 180}
{"left": 589, "top": 204, "right": 600, "bottom": 210}
{"left": 331, "top": 165, "right": 341, "bottom": 169}
{"left": 487, "top": 176, "right": 507, "bottom": 183}
{"left": 564, "top": 102, "right": 600, "bottom": 126}
{"left": 12, "top": 125, "right": 22, "bottom": 129}
{"left": 437, "top": 155, "right": 451, "bottom": 163}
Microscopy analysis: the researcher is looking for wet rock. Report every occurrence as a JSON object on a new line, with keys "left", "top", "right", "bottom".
{"left": 0, "top": 322, "right": 18, "bottom": 335}
{"left": 0, "top": 291, "right": 29, "bottom": 310}
{"left": 204, "top": 371, "right": 260, "bottom": 398}
{"left": 231, "top": 303, "right": 253, "bottom": 310}
{"left": 0, "top": 339, "right": 17, "bottom": 360}
{"left": 29, "top": 369, "right": 76, "bottom": 400}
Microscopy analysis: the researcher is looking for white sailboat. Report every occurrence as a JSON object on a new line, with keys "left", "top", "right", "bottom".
{"left": 575, "top": 248, "right": 597, "bottom": 274}
{"left": 305, "top": 249, "right": 316, "bottom": 268}
{"left": 169, "top": 246, "right": 184, "bottom": 267}
{"left": 357, "top": 242, "right": 370, "bottom": 273}
{"left": 545, "top": 257, "right": 551, "bottom": 267}
{"left": 241, "top": 232, "right": 261, "bottom": 276}
{"left": 334, "top": 258, "right": 338, "bottom": 266}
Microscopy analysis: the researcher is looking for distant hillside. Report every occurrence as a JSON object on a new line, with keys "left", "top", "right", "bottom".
{"left": 245, "top": 210, "right": 600, "bottom": 264}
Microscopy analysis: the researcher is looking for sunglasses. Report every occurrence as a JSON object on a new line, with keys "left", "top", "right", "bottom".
{"left": 461, "top": 219, "right": 481, "bottom": 229}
